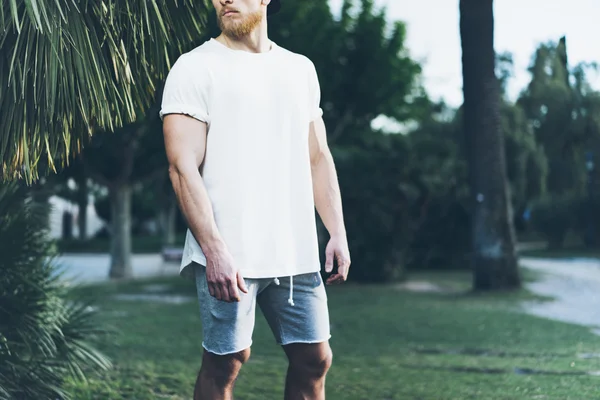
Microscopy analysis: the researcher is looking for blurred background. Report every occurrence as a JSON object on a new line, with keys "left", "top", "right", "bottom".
{"left": 2, "top": 0, "right": 600, "bottom": 399}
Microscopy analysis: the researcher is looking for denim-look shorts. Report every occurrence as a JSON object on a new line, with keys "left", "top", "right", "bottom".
{"left": 193, "top": 263, "right": 331, "bottom": 355}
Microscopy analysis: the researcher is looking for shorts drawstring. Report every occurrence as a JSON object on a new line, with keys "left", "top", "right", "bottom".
{"left": 273, "top": 276, "right": 294, "bottom": 306}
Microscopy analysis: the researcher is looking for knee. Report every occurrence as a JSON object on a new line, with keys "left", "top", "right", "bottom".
{"left": 291, "top": 345, "right": 333, "bottom": 379}
{"left": 203, "top": 348, "right": 251, "bottom": 383}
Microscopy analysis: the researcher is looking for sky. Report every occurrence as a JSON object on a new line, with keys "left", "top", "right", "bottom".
{"left": 328, "top": 0, "right": 600, "bottom": 108}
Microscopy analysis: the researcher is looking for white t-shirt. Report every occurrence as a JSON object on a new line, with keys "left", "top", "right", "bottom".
{"left": 160, "top": 38, "right": 323, "bottom": 280}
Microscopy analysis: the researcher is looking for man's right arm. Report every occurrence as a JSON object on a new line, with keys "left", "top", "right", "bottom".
{"left": 163, "top": 114, "right": 247, "bottom": 302}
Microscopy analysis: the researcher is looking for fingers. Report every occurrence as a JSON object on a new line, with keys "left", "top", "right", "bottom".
{"left": 208, "top": 277, "right": 245, "bottom": 302}
{"left": 208, "top": 282, "right": 216, "bottom": 298}
{"left": 212, "top": 283, "right": 223, "bottom": 300}
{"left": 325, "top": 247, "right": 334, "bottom": 273}
{"left": 326, "top": 273, "right": 345, "bottom": 285}
{"left": 326, "top": 274, "right": 341, "bottom": 285}
{"left": 226, "top": 281, "right": 240, "bottom": 302}
{"left": 326, "top": 263, "right": 350, "bottom": 285}
{"left": 237, "top": 273, "right": 249, "bottom": 294}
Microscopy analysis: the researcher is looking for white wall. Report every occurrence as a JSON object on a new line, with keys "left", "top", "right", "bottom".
{"left": 48, "top": 195, "right": 106, "bottom": 239}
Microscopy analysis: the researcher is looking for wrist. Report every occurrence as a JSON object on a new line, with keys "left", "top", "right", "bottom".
{"left": 329, "top": 227, "right": 347, "bottom": 240}
{"left": 201, "top": 238, "right": 228, "bottom": 259}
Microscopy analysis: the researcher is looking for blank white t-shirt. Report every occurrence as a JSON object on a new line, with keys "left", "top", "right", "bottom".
{"left": 160, "top": 38, "right": 323, "bottom": 280}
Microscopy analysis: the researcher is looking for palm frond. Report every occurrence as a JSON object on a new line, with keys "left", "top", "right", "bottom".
{"left": 1, "top": 0, "right": 210, "bottom": 182}
{"left": 0, "top": 182, "right": 112, "bottom": 399}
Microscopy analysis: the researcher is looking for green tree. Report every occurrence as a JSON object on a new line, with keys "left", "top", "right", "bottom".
{"left": 518, "top": 37, "right": 584, "bottom": 195}
{"left": 519, "top": 37, "right": 600, "bottom": 197}
{"left": 80, "top": 105, "right": 167, "bottom": 279}
{"left": 459, "top": 0, "right": 520, "bottom": 289}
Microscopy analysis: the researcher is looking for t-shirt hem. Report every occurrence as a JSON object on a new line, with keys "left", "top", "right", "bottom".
{"left": 180, "top": 255, "right": 321, "bottom": 280}
{"left": 239, "top": 264, "right": 322, "bottom": 279}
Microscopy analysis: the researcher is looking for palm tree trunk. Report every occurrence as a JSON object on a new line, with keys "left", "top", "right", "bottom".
{"left": 108, "top": 184, "right": 133, "bottom": 279}
{"left": 460, "top": 0, "right": 520, "bottom": 290}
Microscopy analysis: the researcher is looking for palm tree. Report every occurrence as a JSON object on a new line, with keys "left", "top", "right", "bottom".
{"left": 459, "top": 0, "right": 521, "bottom": 290}
{"left": 1, "top": 0, "right": 210, "bottom": 182}
{"left": 0, "top": 1, "right": 211, "bottom": 397}
{"left": 0, "top": 181, "right": 112, "bottom": 399}
{"left": 1, "top": 0, "right": 211, "bottom": 278}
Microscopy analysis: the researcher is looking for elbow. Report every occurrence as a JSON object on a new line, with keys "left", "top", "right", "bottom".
{"left": 310, "top": 152, "right": 323, "bottom": 169}
{"left": 168, "top": 163, "right": 179, "bottom": 180}
{"left": 311, "top": 148, "right": 331, "bottom": 169}
{"left": 168, "top": 159, "right": 199, "bottom": 184}
{"left": 168, "top": 163, "right": 185, "bottom": 186}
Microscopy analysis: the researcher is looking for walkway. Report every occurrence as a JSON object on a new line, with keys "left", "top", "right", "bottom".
{"left": 521, "top": 256, "right": 600, "bottom": 335}
{"left": 53, "top": 253, "right": 179, "bottom": 285}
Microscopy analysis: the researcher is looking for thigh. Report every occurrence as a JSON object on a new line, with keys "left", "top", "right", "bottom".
{"left": 257, "top": 271, "right": 331, "bottom": 346}
{"left": 194, "top": 263, "right": 259, "bottom": 355}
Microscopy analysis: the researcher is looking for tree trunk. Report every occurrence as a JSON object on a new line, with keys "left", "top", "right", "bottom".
{"left": 76, "top": 176, "right": 88, "bottom": 240}
{"left": 108, "top": 184, "right": 133, "bottom": 279}
{"left": 459, "top": 0, "right": 520, "bottom": 290}
{"left": 160, "top": 196, "right": 178, "bottom": 246}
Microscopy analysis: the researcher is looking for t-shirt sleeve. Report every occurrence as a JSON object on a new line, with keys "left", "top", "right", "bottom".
{"left": 159, "top": 54, "right": 211, "bottom": 123}
{"left": 308, "top": 60, "right": 324, "bottom": 121}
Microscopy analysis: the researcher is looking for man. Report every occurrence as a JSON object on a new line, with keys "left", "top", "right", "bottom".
{"left": 160, "top": 0, "right": 350, "bottom": 399}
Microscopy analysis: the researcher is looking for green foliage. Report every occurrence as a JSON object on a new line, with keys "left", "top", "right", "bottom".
{"left": 0, "top": 182, "right": 111, "bottom": 399}
{"left": 403, "top": 107, "right": 471, "bottom": 270}
{"left": 530, "top": 193, "right": 577, "bottom": 249}
{"left": 408, "top": 195, "right": 471, "bottom": 270}
{"left": 333, "top": 134, "right": 415, "bottom": 282}
{"left": 502, "top": 102, "right": 548, "bottom": 208}
{"left": 0, "top": 0, "right": 210, "bottom": 182}
{"left": 267, "top": 0, "right": 425, "bottom": 143}
{"left": 518, "top": 37, "right": 600, "bottom": 197}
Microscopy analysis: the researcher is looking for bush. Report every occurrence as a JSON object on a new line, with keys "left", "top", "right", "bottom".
{"left": 407, "top": 194, "right": 471, "bottom": 270}
{"left": 329, "top": 135, "right": 415, "bottom": 283}
{"left": 0, "top": 182, "right": 111, "bottom": 400}
{"left": 530, "top": 193, "right": 577, "bottom": 249}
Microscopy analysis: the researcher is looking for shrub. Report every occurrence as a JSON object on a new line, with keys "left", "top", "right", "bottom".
{"left": 0, "top": 182, "right": 111, "bottom": 399}
{"left": 529, "top": 193, "right": 577, "bottom": 249}
{"left": 407, "top": 194, "right": 471, "bottom": 270}
{"left": 328, "top": 135, "right": 414, "bottom": 283}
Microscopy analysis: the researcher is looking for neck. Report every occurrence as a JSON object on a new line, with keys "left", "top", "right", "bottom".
{"left": 216, "top": 20, "right": 271, "bottom": 53}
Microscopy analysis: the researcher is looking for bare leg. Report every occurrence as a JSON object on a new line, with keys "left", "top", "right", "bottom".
{"left": 283, "top": 342, "right": 333, "bottom": 400}
{"left": 194, "top": 348, "right": 250, "bottom": 400}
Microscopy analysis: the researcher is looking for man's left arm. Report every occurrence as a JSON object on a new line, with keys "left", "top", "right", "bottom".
{"left": 309, "top": 116, "right": 351, "bottom": 284}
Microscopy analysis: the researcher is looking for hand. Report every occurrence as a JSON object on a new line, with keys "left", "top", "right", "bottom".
{"left": 205, "top": 248, "right": 248, "bottom": 302}
{"left": 325, "top": 235, "right": 351, "bottom": 285}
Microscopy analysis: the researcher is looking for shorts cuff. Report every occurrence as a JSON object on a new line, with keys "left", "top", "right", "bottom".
{"left": 278, "top": 334, "right": 331, "bottom": 346}
{"left": 201, "top": 340, "right": 253, "bottom": 356}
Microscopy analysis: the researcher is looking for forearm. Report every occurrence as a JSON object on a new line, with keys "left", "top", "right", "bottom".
{"left": 169, "top": 165, "right": 225, "bottom": 258}
{"left": 311, "top": 151, "right": 346, "bottom": 237}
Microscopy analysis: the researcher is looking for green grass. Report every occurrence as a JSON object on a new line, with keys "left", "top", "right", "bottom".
{"left": 63, "top": 272, "right": 600, "bottom": 400}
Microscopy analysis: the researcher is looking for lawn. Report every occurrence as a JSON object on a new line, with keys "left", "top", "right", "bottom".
{"left": 64, "top": 271, "right": 600, "bottom": 400}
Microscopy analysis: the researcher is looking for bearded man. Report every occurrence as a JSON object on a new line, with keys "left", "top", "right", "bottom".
{"left": 160, "top": 1, "right": 351, "bottom": 399}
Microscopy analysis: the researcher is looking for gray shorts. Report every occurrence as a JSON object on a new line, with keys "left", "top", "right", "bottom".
{"left": 193, "top": 263, "right": 331, "bottom": 355}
